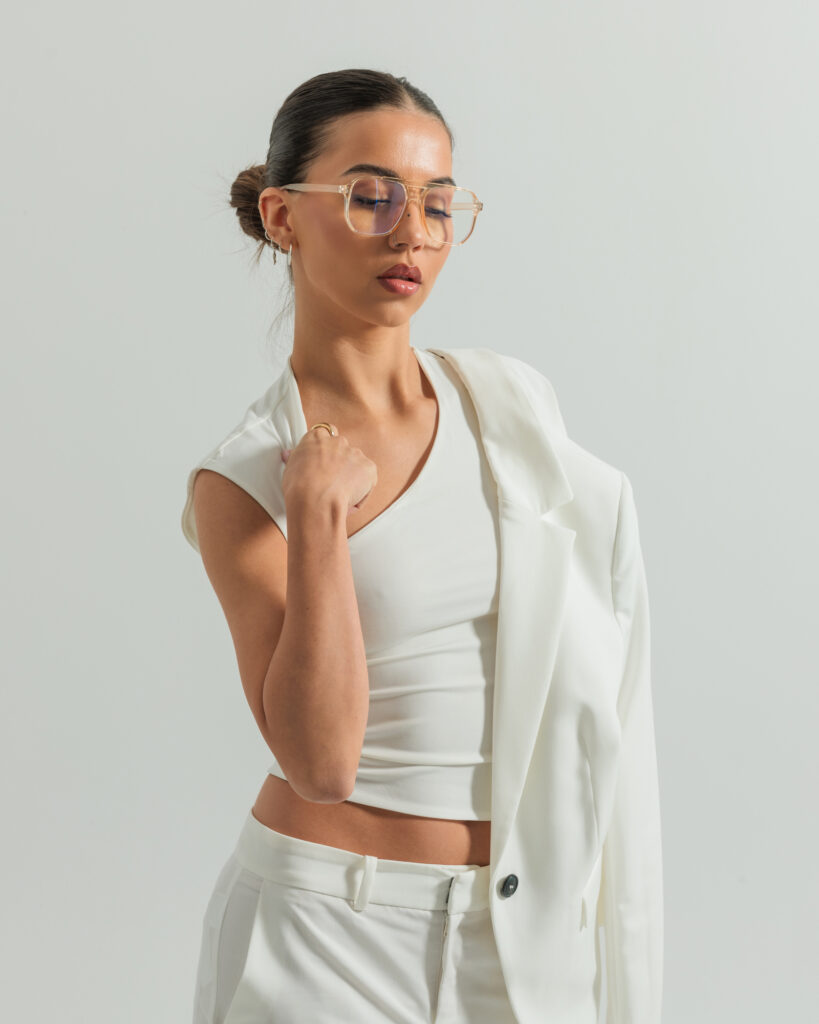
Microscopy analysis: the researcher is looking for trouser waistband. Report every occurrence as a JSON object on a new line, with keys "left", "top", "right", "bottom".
{"left": 233, "top": 810, "right": 491, "bottom": 914}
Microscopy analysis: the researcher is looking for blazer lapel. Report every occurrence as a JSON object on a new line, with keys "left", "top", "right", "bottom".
{"left": 427, "top": 347, "right": 577, "bottom": 866}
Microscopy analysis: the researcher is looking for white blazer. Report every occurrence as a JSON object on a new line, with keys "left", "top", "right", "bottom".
{"left": 181, "top": 345, "right": 664, "bottom": 1024}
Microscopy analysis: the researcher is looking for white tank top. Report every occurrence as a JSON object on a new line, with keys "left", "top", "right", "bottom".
{"left": 185, "top": 347, "right": 500, "bottom": 820}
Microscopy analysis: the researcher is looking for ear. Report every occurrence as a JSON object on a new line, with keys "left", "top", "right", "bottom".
{"left": 258, "top": 186, "right": 296, "bottom": 251}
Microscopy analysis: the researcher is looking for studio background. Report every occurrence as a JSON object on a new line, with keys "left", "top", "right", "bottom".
{"left": 2, "top": 2, "right": 816, "bottom": 1021}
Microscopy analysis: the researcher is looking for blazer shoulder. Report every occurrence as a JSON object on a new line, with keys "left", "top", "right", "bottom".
{"left": 180, "top": 369, "right": 293, "bottom": 552}
{"left": 499, "top": 353, "right": 622, "bottom": 474}
{"left": 497, "top": 352, "right": 639, "bottom": 517}
{"left": 498, "top": 352, "right": 568, "bottom": 441}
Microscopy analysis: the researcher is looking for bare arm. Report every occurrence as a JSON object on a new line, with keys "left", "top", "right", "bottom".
{"left": 266, "top": 489, "right": 369, "bottom": 801}
{"left": 192, "top": 469, "right": 369, "bottom": 803}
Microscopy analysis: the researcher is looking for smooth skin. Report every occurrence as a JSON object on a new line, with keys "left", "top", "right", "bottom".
{"left": 193, "top": 106, "right": 491, "bottom": 866}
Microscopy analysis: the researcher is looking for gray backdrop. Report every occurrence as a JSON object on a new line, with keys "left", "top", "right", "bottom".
{"left": 2, "top": 2, "right": 816, "bottom": 1021}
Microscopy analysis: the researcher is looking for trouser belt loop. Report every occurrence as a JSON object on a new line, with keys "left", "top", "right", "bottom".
{"left": 444, "top": 875, "right": 456, "bottom": 912}
{"left": 352, "top": 854, "right": 378, "bottom": 912}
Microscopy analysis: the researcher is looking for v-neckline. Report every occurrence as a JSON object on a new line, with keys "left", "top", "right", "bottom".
{"left": 285, "top": 346, "right": 443, "bottom": 545}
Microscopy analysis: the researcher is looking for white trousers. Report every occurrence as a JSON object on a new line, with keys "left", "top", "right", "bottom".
{"left": 192, "top": 809, "right": 517, "bottom": 1024}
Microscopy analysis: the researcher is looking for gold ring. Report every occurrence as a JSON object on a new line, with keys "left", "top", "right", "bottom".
{"left": 309, "top": 422, "right": 338, "bottom": 437}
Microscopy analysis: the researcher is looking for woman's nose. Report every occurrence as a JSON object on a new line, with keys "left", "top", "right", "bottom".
{"left": 389, "top": 196, "right": 427, "bottom": 248}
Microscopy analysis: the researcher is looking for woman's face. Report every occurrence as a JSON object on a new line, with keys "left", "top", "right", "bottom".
{"left": 259, "top": 106, "right": 456, "bottom": 331}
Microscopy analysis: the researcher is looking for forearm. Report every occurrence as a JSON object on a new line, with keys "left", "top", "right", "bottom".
{"left": 263, "top": 494, "right": 369, "bottom": 803}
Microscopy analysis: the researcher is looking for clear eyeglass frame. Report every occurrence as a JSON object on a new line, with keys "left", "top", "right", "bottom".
{"left": 277, "top": 175, "right": 484, "bottom": 246}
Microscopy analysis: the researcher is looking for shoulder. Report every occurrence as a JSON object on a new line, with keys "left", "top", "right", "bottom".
{"left": 491, "top": 350, "right": 643, "bottom": 577}
{"left": 496, "top": 351, "right": 567, "bottom": 436}
{"left": 180, "top": 366, "right": 293, "bottom": 552}
{"left": 503, "top": 351, "right": 628, "bottom": 471}
{"left": 432, "top": 345, "right": 626, "bottom": 489}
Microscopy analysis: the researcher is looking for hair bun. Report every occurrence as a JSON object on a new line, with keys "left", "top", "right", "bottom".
{"left": 229, "top": 164, "right": 267, "bottom": 244}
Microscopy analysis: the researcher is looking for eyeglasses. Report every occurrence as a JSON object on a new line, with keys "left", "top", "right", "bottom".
{"left": 278, "top": 175, "right": 483, "bottom": 247}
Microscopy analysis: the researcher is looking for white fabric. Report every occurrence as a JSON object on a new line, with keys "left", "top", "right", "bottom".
{"left": 184, "top": 348, "right": 499, "bottom": 820}
{"left": 192, "top": 811, "right": 516, "bottom": 1024}
{"left": 182, "top": 345, "right": 664, "bottom": 1023}
{"left": 266, "top": 349, "right": 499, "bottom": 818}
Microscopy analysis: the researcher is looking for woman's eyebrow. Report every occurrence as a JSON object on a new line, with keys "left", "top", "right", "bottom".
{"left": 339, "top": 162, "right": 457, "bottom": 187}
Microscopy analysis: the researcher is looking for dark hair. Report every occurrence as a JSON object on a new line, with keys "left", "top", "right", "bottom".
{"left": 229, "top": 68, "right": 455, "bottom": 272}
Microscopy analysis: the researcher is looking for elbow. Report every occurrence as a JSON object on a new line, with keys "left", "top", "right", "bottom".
{"left": 291, "top": 772, "right": 356, "bottom": 805}
{"left": 259, "top": 721, "right": 358, "bottom": 805}
{"left": 309, "top": 762, "right": 357, "bottom": 803}
{"left": 304, "top": 784, "right": 355, "bottom": 805}
{"left": 260, "top": 714, "right": 360, "bottom": 805}
{"left": 282, "top": 759, "right": 357, "bottom": 805}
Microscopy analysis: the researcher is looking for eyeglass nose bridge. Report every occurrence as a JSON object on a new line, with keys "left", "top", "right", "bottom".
{"left": 388, "top": 183, "right": 434, "bottom": 240}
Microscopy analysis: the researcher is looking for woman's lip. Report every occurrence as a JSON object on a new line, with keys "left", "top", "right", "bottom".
{"left": 378, "top": 263, "right": 422, "bottom": 282}
{"left": 377, "top": 277, "right": 420, "bottom": 295}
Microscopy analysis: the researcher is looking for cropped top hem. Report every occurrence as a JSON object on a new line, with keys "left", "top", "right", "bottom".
{"left": 266, "top": 764, "right": 492, "bottom": 822}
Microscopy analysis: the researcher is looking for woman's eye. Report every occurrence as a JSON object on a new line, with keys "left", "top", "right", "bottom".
{"left": 352, "top": 197, "right": 392, "bottom": 208}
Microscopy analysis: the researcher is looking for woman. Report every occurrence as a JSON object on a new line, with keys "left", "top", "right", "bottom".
{"left": 182, "top": 69, "right": 663, "bottom": 1024}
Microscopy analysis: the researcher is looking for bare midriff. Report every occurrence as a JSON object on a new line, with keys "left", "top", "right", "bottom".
{"left": 251, "top": 773, "right": 491, "bottom": 867}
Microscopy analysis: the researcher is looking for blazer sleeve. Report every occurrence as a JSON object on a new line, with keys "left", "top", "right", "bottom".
{"left": 180, "top": 421, "right": 289, "bottom": 553}
{"left": 601, "top": 471, "right": 664, "bottom": 1023}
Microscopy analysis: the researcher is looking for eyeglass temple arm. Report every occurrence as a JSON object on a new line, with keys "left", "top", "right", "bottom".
{"left": 280, "top": 181, "right": 483, "bottom": 214}
{"left": 280, "top": 184, "right": 346, "bottom": 194}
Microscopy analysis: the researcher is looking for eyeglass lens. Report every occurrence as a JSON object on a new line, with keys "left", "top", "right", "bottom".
{"left": 349, "top": 177, "right": 476, "bottom": 245}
